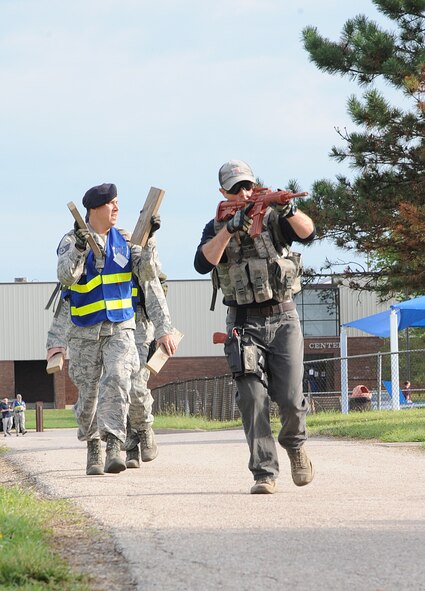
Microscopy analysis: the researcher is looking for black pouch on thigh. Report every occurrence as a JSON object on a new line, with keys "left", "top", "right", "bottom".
{"left": 242, "top": 336, "right": 268, "bottom": 387}
{"left": 226, "top": 330, "right": 268, "bottom": 387}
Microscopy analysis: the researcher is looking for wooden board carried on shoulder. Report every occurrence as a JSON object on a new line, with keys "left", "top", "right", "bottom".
{"left": 67, "top": 201, "right": 102, "bottom": 258}
{"left": 131, "top": 187, "right": 165, "bottom": 247}
{"left": 146, "top": 329, "right": 184, "bottom": 376}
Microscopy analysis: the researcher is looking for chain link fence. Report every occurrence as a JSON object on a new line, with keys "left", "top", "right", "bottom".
{"left": 152, "top": 375, "right": 239, "bottom": 420}
{"left": 304, "top": 348, "right": 425, "bottom": 412}
{"left": 151, "top": 348, "right": 425, "bottom": 418}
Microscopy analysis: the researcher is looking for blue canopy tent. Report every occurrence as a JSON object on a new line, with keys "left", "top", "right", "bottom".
{"left": 343, "top": 295, "right": 425, "bottom": 337}
{"left": 339, "top": 295, "right": 425, "bottom": 412}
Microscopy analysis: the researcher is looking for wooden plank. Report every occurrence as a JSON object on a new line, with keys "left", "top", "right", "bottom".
{"left": 67, "top": 201, "right": 102, "bottom": 258}
{"left": 46, "top": 352, "right": 64, "bottom": 374}
{"left": 131, "top": 187, "right": 165, "bottom": 247}
{"left": 146, "top": 329, "right": 184, "bottom": 376}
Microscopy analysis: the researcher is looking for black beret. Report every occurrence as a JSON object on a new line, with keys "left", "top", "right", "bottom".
{"left": 82, "top": 183, "right": 117, "bottom": 209}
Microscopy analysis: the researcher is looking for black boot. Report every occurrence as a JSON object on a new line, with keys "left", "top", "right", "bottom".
{"left": 104, "top": 434, "right": 126, "bottom": 474}
{"left": 86, "top": 439, "right": 104, "bottom": 476}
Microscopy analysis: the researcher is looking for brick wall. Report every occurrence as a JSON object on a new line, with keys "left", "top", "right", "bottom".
{"left": 63, "top": 360, "right": 78, "bottom": 406}
{"left": 53, "top": 368, "right": 67, "bottom": 408}
{"left": 348, "top": 337, "right": 382, "bottom": 356}
{"left": 148, "top": 356, "right": 229, "bottom": 389}
{"left": 304, "top": 336, "right": 382, "bottom": 358}
{"left": 2, "top": 336, "right": 384, "bottom": 407}
{"left": 61, "top": 357, "right": 230, "bottom": 406}
{"left": 0, "top": 361, "right": 15, "bottom": 398}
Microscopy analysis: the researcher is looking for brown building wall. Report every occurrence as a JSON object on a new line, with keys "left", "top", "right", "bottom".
{"left": 61, "top": 360, "right": 78, "bottom": 406}
{"left": 0, "top": 336, "right": 385, "bottom": 408}
{"left": 53, "top": 357, "right": 230, "bottom": 407}
{"left": 304, "top": 336, "right": 384, "bottom": 396}
{"left": 53, "top": 367, "right": 67, "bottom": 409}
{"left": 304, "top": 336, "right": 382, "bottom": 358}
{"left": 148, "top": 356, "right": 229, "bottom": 389}
{"left": 348, "top": 336, "right": 383, "bottom": 356}
{"left": 0, "top": 361, "right": 15, "bottom": 398}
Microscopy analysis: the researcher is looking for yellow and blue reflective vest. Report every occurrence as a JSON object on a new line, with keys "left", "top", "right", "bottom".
{"left": 69, "top": 228, "right": 134, "bottom": 327}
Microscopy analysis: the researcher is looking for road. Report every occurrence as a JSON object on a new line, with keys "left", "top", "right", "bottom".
{"left": 3, "top": 429, "right": 425, "bottom": 591}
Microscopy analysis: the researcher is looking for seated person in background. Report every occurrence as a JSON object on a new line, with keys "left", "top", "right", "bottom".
{"left": 402, "top": 380, "right": 413, "bottom": 403}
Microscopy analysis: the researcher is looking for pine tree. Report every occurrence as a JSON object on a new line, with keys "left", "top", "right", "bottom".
{"left": 302, "top": 0, "right": 425, "bottom": 298}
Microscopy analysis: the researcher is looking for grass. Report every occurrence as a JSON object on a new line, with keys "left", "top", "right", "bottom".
{"left": 21, "top": 406, "right": 425, "bottom": 443}
{"left": 0, "top": 485, "right": 89, "bottom": 591}
{"left": 303, "top": 407, "right": 425, "bottom": 443}
{"left": 23, "top": 410, "right": 243, "bottom": 432}
{"left": 24, "top": 409, "right": 79, "bottom": 430}
{"left": 154, "top": 414, "right": 242, "bottom": 431}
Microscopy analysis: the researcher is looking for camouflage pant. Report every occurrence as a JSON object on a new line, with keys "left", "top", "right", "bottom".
{"left": 126, "top": 316, "right": 155, "bottom": 450}
{"left": 69, "top": 327, "right": 139, "bottom": 443}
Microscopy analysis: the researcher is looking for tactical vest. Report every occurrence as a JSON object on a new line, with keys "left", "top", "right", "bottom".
{"left": 69, "top": 227, "right": 134, "bottom": 326}
{"left": 212, "top": 208, "right": 302, "bottom": 306}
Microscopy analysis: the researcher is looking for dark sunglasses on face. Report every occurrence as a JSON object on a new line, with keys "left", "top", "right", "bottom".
{"left": 226, "top": 180, "right": 254, "bottom": 195}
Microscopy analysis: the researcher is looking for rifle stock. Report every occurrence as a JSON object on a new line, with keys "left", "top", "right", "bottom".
{"left": 213, "top": 332, "right": 227, "bottom": 344}
{"left": 216, "top": 188, "right": 308, "bottom": 238}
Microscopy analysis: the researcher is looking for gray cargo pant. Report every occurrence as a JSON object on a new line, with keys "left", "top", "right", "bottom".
{"left": 226, "top": 305, "right": 307, "bottom": 481}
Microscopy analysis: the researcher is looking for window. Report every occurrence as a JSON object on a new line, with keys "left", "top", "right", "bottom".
{"left": 295, "top": 286, "right": 339, "bottom": 337}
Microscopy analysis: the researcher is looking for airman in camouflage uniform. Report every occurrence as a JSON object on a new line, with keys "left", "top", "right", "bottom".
{"left": 57, "top": 183, "right": 176, "bottom": 476}
{"left": 51, "top": 192, "right": 175, "bottom": 475}
{"left": 125, "top": 248, "right": 174, "bottom": 468}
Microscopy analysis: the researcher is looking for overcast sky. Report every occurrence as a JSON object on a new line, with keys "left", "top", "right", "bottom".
{"left": 0, "top": 0, "right": 391, "bottom": 283}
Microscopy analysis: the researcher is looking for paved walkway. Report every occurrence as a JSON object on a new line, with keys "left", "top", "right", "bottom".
{"left": 3, "top": 429, "right": 425, "bottom": 591}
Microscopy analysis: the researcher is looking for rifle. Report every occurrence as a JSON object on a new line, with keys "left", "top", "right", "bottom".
{"left": 216, "top": 187, "right": 308, "bottom": 238}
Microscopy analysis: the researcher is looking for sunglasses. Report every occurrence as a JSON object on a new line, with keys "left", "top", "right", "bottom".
{"left": 226, "top": 180, "right": 254, "bottom": 195}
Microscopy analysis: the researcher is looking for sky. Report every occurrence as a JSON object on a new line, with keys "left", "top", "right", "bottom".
{"left": 0, "top": 0, "right": 393, "bottom": 283}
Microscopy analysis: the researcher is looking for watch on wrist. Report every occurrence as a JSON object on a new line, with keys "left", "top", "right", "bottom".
{"left": 286, "top": 202, "right": 298, "bottom": 218}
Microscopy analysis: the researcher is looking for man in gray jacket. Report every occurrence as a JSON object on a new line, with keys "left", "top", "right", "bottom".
{"left": 194, "top": 161, "right": 315, "bottom": 494}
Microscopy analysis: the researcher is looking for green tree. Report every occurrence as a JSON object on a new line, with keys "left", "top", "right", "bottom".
{"left": 302, "top": 0, "right": 425, "bottom": 298}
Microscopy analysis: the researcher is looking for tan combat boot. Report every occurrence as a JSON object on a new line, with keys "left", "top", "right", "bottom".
{"left": 126, "top": 445, "right": 140, "bottom": 469}
{"left": 287, "top": 446, "right": 314, "bottom": 486}
{"left": 250, "top": 477, "right": 277, "bottom": 494}
{"left": 86, "top": 439, "right": 104, "bottom": 476}
{"left": 104, "top": 434, "right": 126, "bottom": 474}
{"left": 139, "top": 427, "right": 158, "bottom": 462}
